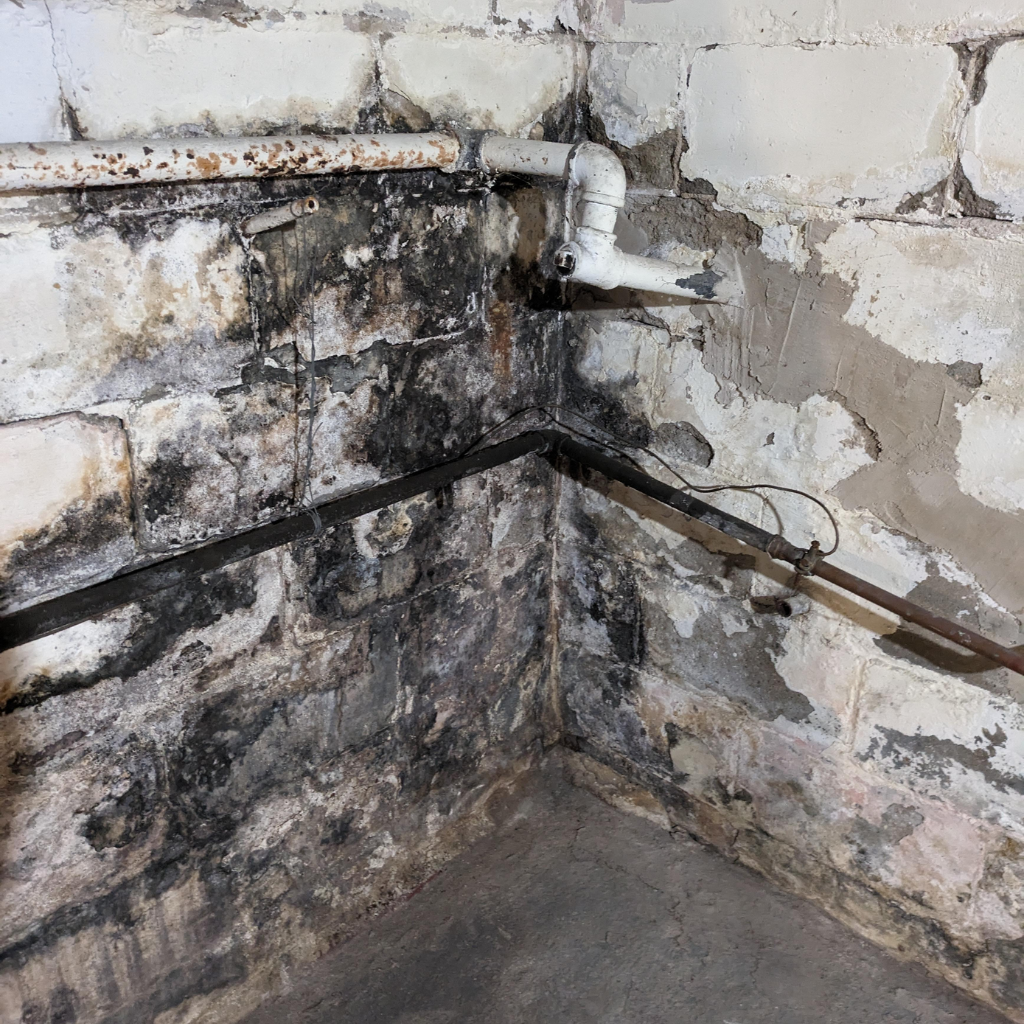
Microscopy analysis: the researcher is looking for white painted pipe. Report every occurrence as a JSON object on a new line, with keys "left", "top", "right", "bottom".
{"left": 242, "top": 195, "right": 319, "bottom": 235}
{"left": 0, "top": 132, "right": 460, "bottom": 191}
{"left": 479, "top": 136, "right": 721, "bottom": 301}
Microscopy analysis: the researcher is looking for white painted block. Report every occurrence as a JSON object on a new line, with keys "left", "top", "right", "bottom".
{"left": 0, "top": 413, "right": 134, "bottom": 607}
{"left": 854, "top": 661, "right": 1024, "bottom": 826}
{"left": 681, "top": 44, "right": 960, "bottom": 212}
{"left": 0, "top": 4, "right": 67, "bottom": 143}
{"left": 836, "top": 0, "right": 1024, "bottom": 42}
{"left": 383, "top": 33, "right": 574, "bottom": 134}
{"left": 588, "top": 43, "right": 682, "bottom": 148}
{"left": 0, "top": 219, "right": 249, "bottom": 422}
{"left": 963, "top": 40, "right": 1024, "bottom": 221}
{"left": 581, "top": 0, "right": 830, "bottom": 45}
{"left": 51, "top": 4, "right": 375, "bottom": 137}
{"left": 816, "top": 220, "right": 1024, "bottom": 371}
{"left": 957, "top": 395, "right": 1024, "bottom": 515}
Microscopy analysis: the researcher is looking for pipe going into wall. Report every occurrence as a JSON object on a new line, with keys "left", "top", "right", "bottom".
{"left": 0, "top": 133, "right": 461, "bottom": 191}
{"left": 479, "top": 136, "right": 722, "bottom": 301}
{"left": 3, "top": 431, "right": 1021, "bottom": 680}
{"left": 242, "top": 195, "right": 320, "bottom": 235}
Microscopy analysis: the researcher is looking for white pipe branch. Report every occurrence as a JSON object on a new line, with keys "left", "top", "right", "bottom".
{"left": 0, "top": 133, "right": 460, "bottom": 191}
{"left": 479, "top": 135, "right": 722, "bottom": 301}
{"left": 242, "top": 195, "right": 320, "bottom": 235}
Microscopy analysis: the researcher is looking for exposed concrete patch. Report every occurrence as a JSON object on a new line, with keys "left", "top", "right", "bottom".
{"left": 691, "top": 227, "right": 1024, "bottom": 615}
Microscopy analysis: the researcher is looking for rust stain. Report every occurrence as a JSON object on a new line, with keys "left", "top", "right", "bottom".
{"left": 488, "top": 299, "right": 514, "bottom": 381}
{"left": 194, "top": 153, "right": 221, "bottom": 177}
{"left": 1, "top": 132, "right": 459, "bottom": 190}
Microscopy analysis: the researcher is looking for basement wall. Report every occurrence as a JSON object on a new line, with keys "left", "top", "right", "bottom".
{"left": 0, "top": 4, "right": 578, "bottom": 1021}
{"left": 556, "top": 2, "right": 1024, "bottom": 1020}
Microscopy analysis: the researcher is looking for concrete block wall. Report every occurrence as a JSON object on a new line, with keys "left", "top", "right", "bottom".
{"left": 561, "top": 2, "right": 1024, "bottom": 1020}
{"left": 0, "top": 3, "right": 579, "bottom": 1021}
{"left": 6, "top": 0, "right": 1024, "bottom": 1020}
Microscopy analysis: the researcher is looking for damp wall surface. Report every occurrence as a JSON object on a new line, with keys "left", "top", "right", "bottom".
{"left": 556, "top": 2, "right": 1024, "bottom": 1020}
{"left": 0, "top": 3, "right": 579, "bottom": 1021}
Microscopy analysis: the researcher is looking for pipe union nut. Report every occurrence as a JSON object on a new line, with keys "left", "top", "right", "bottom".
{"left": 553, "top": 243, "right": 580, "bottom": 277}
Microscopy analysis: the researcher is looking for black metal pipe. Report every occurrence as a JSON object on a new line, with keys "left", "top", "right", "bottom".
{"left": 3, "top": 427, "right": 1022, "bottom": 680}
{"left": 0, "top": 431, "right": 551, "bottom": 652}
{"left": 540, "top": 431, "right": 777, "bottom": 552}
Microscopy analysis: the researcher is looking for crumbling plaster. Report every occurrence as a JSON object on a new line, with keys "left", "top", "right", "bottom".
{"left": 4, "top": 0, "right": 1024, "bottom": 1022}
{"left": 561, "top": 1, "right": 1024, "bottom": 1021}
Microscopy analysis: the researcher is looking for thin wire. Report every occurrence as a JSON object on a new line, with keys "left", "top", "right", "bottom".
{"left": 463, "top": 404, "right": 840, "bottom": 556}
{"left": 296, "top": 214, "right": 323, "bottom": 533}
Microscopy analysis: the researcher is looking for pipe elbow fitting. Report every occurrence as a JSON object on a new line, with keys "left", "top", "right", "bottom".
{"left": 554, "top": 228, "right": 623, "bottom": 291}
{"left": 555, "top": 227, "right": 722, "bottom": 300}
{"left": 569, "top": 142, "right": 627, "bottom": 210}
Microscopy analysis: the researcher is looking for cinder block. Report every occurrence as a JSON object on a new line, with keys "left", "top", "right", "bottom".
{"left": 963, "top": 40, "right": 1024, "bottom": 221}
{"left": 0, "top": 413, "right": 134, "bottom": 611}
{"left": 681, "top": 44, "right": 960, "bottom": 212}
{"left": 128, "top": 386, "right": 300, "bottom": 550}
{"left": 588, "top": 43, "right": 682, "bottom": 148}
{"left": 0, "top": 4, "right": 66, "bottom": 143}
{"left": 816, "top": 220, "right": 1024, "bottom": 371}
{"left": 853, "top": 662, "right": 1024, "bottom": 824}
{"left": 836, "top": 0, "right": 1024, "bottom": 43}
{"left": 51, "top": 5, "right": 375, "bottom": 137}
{"left": 0, "top": 219, "right": 249, "bottom": 422}
{"left": 580, "top": 0, "right": 830, "bottom": 45}
{"left": 382, "top": 33, "right": 574, "bottom": 134}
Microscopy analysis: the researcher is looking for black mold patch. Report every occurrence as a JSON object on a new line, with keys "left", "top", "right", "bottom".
{"left": 0, "top": 493, "right": 133, "bottom": 614}
{"left": 2, "top": 564, "right": 258, "bottom": 715}
{"left": 83, "top": 779, "right": 154, "bottom": 851}
{"left": 250, "top": 171, "right": 485, "bottom": 346}
{"left": 675, "top": 268, "right": 721, "bottom": 299}
{"left": 138, "top": 449, "right": 201, "bottom": 526}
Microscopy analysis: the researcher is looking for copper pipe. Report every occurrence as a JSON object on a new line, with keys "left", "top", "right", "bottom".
{"left": 810, "top": 560, "right": 1024, "bottom": 676}
{"left": 544, "top": 431, "right": 1024, "bottom": 679}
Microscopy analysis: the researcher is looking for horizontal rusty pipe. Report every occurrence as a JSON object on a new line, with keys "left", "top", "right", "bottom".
{"left": 810, "top": 560, "right": 1024, "bottom": 676}
{"left": 544, "top": 431, "right": 1024, "bottom": 678}
{"left": 0, "top": 132, "right": 460, "bottom": 191}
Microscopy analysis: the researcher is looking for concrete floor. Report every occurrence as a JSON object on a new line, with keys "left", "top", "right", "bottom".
{"left": 241, "top": 757, "right": 1006, "bottom": 1024}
